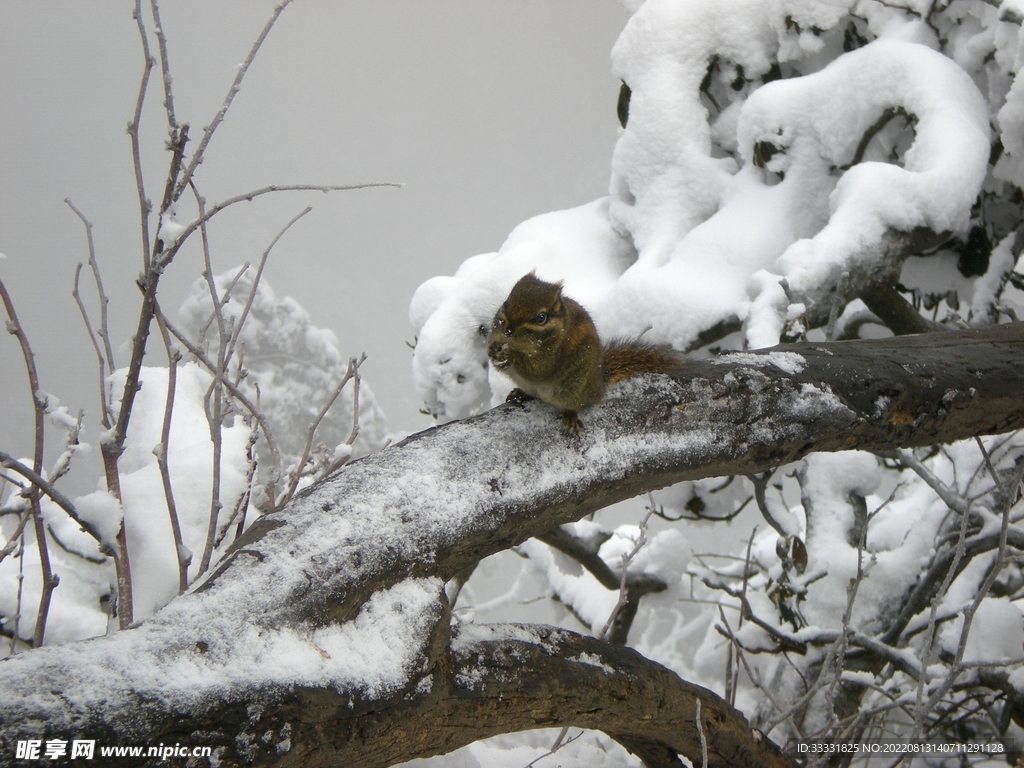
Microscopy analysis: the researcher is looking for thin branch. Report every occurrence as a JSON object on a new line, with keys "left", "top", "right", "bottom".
{"left": 841, "top": 107, "right": 913, "bottom": 170}
{"left": 148, "top": 1, "right": 190, "bottom": 217}
{"left": 66, "top": 198, "right": 116, "bottom": 426}
{"left": 346, "top": 355, "right": 363, "bottom": 448}
{"left": 156, "top": 184, "right": 400, "bottom": 269}
{"left": 223, "top": 205, "right": 312, "bottom": 372}
{"left": 153, "top": 312, "right": 190, "bottom": 594}
{"left": 0, "top": 277, "right": 57, "bottom": 648}
{"left": 825, "top": 271, "right": 849, "bottom": 341}
{"left": 11, "top": 535, "right": 25, "bottom": 653}
{"left": 0, "top": 451, "right": 105, "bottom": 548}
{"left": 191, "top": 183, "right": 227, "bottom": 580}
{"left": 0, "top": 511, "right": 31, "bottom": 567}
{"left": 597, "top": 510, "right": 653, "bottom": 642}
{"left": 192, "top": 181, "right": 229, "bottom": 359}
{"left": 155, "top": 305, "right": 283, "bottom": 508}
{"left": 282, "top": 354, "right": 364, "bottom": 504}
{"left": 704, "top": 576, "right": 808, "bottom": 654}
{"left": 171, "top": 0, "right": 296, "bottom": 201}
{"left": 129, "top": 0, "right": 155, "bottom": 271}
{"left": 0, "top": 471, "right": 24, "bottom": 492}
{"left": 878, "top": 449, "right": 969, "bottom": 514}
{"left": 149, "top": 0, "right": 178, "bottom": 132}
{"left": 71, "top": 265, "right": 113, "bottom": 429}
{"left": 197, "top": 377, "right": 225, "bottom": 578}
{"left": 717, "top": 605, "right": 796, "bottom": 736}
{"left": 748, "top": 470, "right": 792, "bottom": 537}
{"left": 217, "top": 420, "right": 259, "bottom": 549}
{"left": 523, "top": 729, "right": 584, "bottom": 768}
{"left": 197, "top": 262, "right": 249, "bottom": 348}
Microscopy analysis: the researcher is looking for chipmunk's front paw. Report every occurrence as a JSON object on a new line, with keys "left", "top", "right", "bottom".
{"left": 506, "top": 388, "right": 533, "bottom": 405}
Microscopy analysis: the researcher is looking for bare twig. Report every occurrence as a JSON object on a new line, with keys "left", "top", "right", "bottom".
{"left": 223, "top": 205, "right": 312, "bottom": 372}
{"left": 0, "top": 277, "right": 57, "bottom": 647}
{"left": 192, "top": 182, "right": 229, "bottom": 357}
{"left": 717, "top": 605, "right": 796, "bottom": 734}
{"left": 156, "top": 184, "right": 400, "bottom": 269}
{"left": 0, "top": 471, "right": 24, "bottom": 493}
{"left": 171, "top": 0, "right": 295, "bottom": 201}
{"left": 749, "top": 470, "right": 793, "bottom": 537}
{"left": 191, "top": 184, "right": 227, "bottom": 580}
{"left": 878, "top": 449, "right": 969, "bottom": 514}
{"left": 129, "top": 0, "right": 155, "bottom": 271}
{"left": 149, "top": 0, "right": 178, "bottom": 132}
{"left": 66, "top": 199, "right": 116, "bottom": 427}
{"left": 346, "top": 354, "right": 363, "bottom": 449}
{"left": 522, "top": 729, "right": 583, "bottom": 768}
{"left": 597, "top": 510, "right": 653, "bottom": 641}
{"left": 911, "top": 497, "right": 971, "bottom": 740}
{"left": 197, "top": 376, "right": 225, "bottom": 578}
{"left": 704, "top": 575, "right": 808, "bottom": 654}
{"left": 155, "top": 305, "right": 284, "bottom": 508}
{"left": 71, "top": 265, "right": 113, "bottom": 429}
{"left": 0, "top": 451, "right": 105, "bottom": 548}
{"left": 727, "top": 527, "right": 758, "bottom": 708}
{"left": 216, "top": 420, "right": 259, "bottom": 549}
{"left": 146, "top": 0, "right": 189, "bottom": 217}
{"left": 282, "top": 354, "right": 365, "bottom": 504}
{"left": 153, "top": 313, "right": 190, "bottom": 594}
{"left": 0, "top": 511, "right": 31, "bottom": 567}
{"left": 11, "top": 535, "right": 25, "bottom": 653}
{"left": 197, "top": 262, "right": 250, "bottom": 348}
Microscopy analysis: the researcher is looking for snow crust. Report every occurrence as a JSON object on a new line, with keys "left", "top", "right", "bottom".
{"left": 0, "top": 576, "right": 443, "bottom": 735}
{"left": 714, "top": 350, "right": 806, "bottom": 374}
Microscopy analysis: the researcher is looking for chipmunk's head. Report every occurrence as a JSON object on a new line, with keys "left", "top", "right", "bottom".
{"left": 487, "top": 272, "right": 567, "bottom": 370}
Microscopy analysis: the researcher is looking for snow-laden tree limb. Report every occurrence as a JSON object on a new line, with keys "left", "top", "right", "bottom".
{"left": 1, "top": 323, "right": 1023, "bottom": 766}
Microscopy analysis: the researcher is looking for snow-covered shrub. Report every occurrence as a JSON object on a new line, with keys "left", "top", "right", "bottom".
{"left": 178, "top": 267, "right": 390, "bottom": 476}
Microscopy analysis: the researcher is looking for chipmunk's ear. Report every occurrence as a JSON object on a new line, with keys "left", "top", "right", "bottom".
{"left": 551, "top": 282, "right": 564, "bottom": 312}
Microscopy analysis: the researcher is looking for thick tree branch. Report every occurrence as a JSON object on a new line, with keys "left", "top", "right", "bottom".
{"left": 1, "top": 324, "right": 1023, "bottom": 764}
{"left": 271, "top": 623, "right": 794, "bottom": 768}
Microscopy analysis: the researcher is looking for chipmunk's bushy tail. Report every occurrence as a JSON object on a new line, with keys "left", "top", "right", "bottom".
{"left": 602, "top": 339, "right": 686, "bottom": 385}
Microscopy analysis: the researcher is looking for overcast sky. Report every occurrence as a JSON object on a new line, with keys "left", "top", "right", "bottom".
{"left": 0, "top": 1, "right": 629, "bottom": 486}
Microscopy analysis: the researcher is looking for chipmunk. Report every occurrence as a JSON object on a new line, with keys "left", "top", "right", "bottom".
{"left": 487, "top": 272, "right": 684, "bottom": 433}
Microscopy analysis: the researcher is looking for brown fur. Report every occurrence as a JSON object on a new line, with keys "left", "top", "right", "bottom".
{"left": 487, "top": 273, "right": 684, "bottom": 433}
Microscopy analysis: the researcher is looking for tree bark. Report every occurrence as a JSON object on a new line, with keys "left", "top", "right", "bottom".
{"left": 269, "top": 623, "right": 793, "bottom": 768}
{"left": 1, "top": 323, "right": 1023, "bottom": 767}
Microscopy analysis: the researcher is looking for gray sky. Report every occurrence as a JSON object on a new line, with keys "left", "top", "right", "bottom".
{"left": 0, "top": 1, "right": 628, "bottom": 486}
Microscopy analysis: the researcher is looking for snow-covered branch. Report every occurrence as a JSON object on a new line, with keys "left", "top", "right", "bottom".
{"left": 1, "top": 324, "right": 1023, "bottom": 764}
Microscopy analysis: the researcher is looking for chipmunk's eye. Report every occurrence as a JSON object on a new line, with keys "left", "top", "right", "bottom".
{"left": 533, "top": 312, "right": 548, "bottom": 324}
